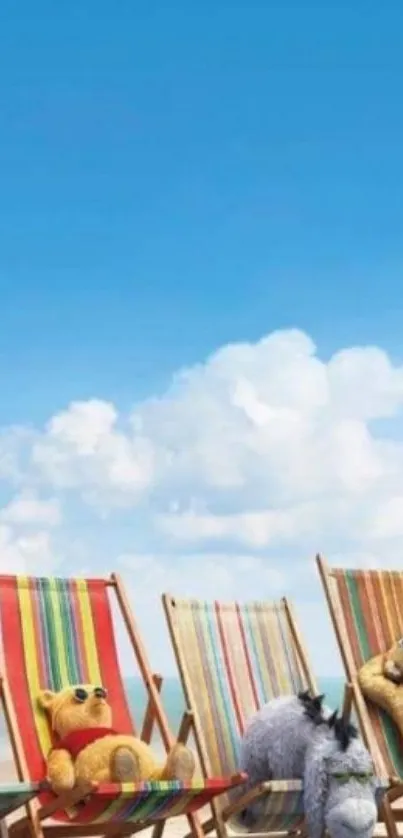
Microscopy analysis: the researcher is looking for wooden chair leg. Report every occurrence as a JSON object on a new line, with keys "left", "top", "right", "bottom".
{"left": 381, "top": 795, "right": 400, "bottom": 838}
{"left": 150, "top": 822, "right": 165, "bottom": 838}
{"left": 177, "top": 711, "right": 194, "bottom": 744}
{"left": 342, "top": 682, "right": 353, "bottom": 723}
{"left": 182, "top": 801, "right": 228, "bottom": 838}
{"left": 183, "top": 815, "right": 215, "bottom": 838}
{"left": 9, "top": 817, "right": 44, "bottom": 838}
{"left": 141, "top": 675, "right": 163, "bottom": 744}
{"left": 186, "top": 814, "right": 210, "bottom": 838}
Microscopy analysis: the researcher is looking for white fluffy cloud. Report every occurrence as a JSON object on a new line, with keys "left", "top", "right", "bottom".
{"left": 2, "top": 328, "right": 403, "bottom": 675}
{"left": 31, "top": 400, "right": 155, "bottom": 504}
{"left": 0, "top": 492, "right": 61, "bottom": 527}
{"left": 119, "top": 551, "right": 286, "bottom": 600}
{"left": 0, "top": 525, "right": 58, "bottom": 575}
{"left": 26, "top": 330, "right": 403, "bottom": 517}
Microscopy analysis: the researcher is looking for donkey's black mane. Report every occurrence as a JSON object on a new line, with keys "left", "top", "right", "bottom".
{"left": 298, "top": 690, "right": 358, "bottom": 752}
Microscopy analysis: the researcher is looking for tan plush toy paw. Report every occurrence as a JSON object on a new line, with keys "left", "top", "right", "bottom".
{"left": 38, "top": 684, "right": 195, "bottom": 794}
{"left": 358, "top": 638, "right": 403, "bottom": 739}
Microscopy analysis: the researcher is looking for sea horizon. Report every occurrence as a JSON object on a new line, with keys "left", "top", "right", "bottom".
{"left": 0, "top": 674, "right": 346, "bottom": 761}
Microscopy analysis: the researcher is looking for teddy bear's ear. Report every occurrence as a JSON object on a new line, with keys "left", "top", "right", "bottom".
{"left": 38, "top": 689, "right": 56, "bottom": 710}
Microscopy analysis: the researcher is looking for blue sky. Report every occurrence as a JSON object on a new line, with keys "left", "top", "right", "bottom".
{"left": 1, "top": 2, "right": 403, "bottom": 675}
{"left": 1, "top": 1, "right": 403, "bottom": 424}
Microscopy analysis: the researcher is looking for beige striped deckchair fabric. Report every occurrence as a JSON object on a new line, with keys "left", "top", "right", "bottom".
{"left": 163, "top": 595, "right": 317, "bottom": 836}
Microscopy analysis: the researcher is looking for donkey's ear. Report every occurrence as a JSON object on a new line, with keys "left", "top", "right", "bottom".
{"left": 38, "top": 689, "right": 56, "bottom": 710}
{"left": 303, "top": 750, "right": 328, "bottom": 838}
{"left": 327, "top": 710, "right": 338, "bottom": 728}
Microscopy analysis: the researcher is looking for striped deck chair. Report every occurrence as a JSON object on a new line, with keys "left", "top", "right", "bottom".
{"left": 162, "top": 594, "right": 318, "bottom": 838}
{"left": 0, "top": 575, "right": 245, "bottom": 838}
{"left": 316, "top": 554, "right": 403, "bottom": 838}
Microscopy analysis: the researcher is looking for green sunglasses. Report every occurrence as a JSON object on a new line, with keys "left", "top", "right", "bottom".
{"left": 331, "top": 771, "right": 374, "bottom": 785}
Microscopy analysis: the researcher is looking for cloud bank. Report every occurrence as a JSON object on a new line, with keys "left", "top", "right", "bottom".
{"left": 2, "top": 328, "right": 403, "bottom": 674}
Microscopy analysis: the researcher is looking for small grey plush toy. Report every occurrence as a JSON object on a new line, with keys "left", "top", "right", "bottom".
{"left": 238, "top": 691, "right": 382, "bottom": 838}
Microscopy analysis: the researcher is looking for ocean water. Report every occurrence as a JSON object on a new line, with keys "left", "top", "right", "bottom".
{"left": 123, "top": 675, "right": 347, "bottom": 733}
{"left": 0, "top": 675, "right": 346, "bottom": 760}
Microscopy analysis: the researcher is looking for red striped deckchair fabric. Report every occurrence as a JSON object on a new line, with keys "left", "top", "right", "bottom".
{"left": 163, "top": 596, "right": 316, "bottom": 834}
{"left": 0, "top": 576, "right": 244, "bottom": 827}
{"left": 317, "top": 563, "right": 403, "bottom": 781}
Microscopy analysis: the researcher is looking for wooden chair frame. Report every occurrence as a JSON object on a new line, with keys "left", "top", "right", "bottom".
{"left": 316, "top": 553, "right": 403, "bottom": 838}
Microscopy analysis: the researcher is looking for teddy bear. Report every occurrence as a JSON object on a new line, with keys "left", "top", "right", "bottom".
{"left": 38, "top": 683, "right": 195, "bottom": 794}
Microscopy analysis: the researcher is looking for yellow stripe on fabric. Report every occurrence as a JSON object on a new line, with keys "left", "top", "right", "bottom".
{"left": 17, "top": 577, "right": 52, "bottom": 757}
{"left": 77, "top": 580, "right": 102, "bottom": 684}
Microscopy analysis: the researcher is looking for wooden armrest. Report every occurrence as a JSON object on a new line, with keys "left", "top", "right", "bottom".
{"left": 38, "top": 781, "right": 97, "bottom": 819}
{"left": 223, "top": 782, "right": 270, "bottom": 819}
{"left": 388, "top": 779, "right": 403, "bottom": 803}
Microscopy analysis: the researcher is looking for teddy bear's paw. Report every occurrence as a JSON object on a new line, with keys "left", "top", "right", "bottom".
{"left": 48, "top": 774, "right": 75, "bottom": 795}
{"left": 165, "top": 743, "right": 195, "bottom": 782}
{"left": 111, "top": 746, "right": 142, "bottom": 783}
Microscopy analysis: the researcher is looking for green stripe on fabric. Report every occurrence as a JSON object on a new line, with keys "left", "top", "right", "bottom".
{"left": 59, "top": 580, "right": 80, "bottom": 684}
{"left": 345, "top": 572, "right": 371, "bottom": 662}
{"left": 40, "top": 578, "right": 62, "bottom": 690}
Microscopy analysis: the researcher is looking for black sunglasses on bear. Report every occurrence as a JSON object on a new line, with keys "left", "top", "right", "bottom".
{"left": 74, "top": 686, "right": 108, "bottom": 702}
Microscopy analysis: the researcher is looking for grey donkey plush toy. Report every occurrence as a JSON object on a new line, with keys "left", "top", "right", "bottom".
{"left": 238, "top": 691, "right": 383, "bottom": 838}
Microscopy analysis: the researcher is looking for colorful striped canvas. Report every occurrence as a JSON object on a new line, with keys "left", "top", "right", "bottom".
{"left": 165, "top": 598, "right": 310, "bottom": 777}
{"left": 0, "top": 576, "right": 244, "bottom": 826}
{"left": 164, "top": 596, "right": 313, "bottom": 832}
{"left": 325, "top": 567, "right": 403, "bottom": 779}
{"left": 52, "top": 778, "right": 245, "bottom": 825}
{"left": 233, "top": 780, "right": 305, "bottom": 833}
